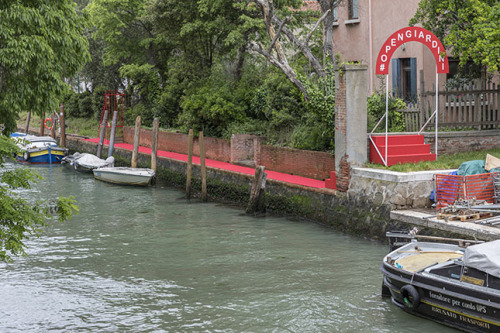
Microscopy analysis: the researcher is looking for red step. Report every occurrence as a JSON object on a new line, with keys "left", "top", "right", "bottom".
{"left": 370, "top": 134, "right": 436, "bottom": 166}
{"left": 371, "top": 134, "right": 424, "bottom": 145}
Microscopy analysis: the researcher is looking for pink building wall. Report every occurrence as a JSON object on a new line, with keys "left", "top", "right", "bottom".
{"left": 332, "top": 0, "right": 447, "bottom": 96}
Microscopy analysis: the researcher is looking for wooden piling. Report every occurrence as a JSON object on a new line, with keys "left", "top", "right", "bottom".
{"left": 108, "top": 110, "right": 118, "bottom": 157}
{"left": 131, "top": 116, "right": 141, "bottom": 168}
{"left": 200, "top": 131, "right": 207, "bottom": 201}
{"left": 60, "top": 104, "right": 66, "bottom": 147}
{"left": 246, "top": 166, "right": 267, "bottom": 215}
{"left": 96, "top": 109, "right": 109, "bottom": 158}
{"left": 40, "top": 112, "right": 45, "bottom": 136}
{"left": 151, "top": 118, "right": 159, "bottom": 172}
{"left": 24, "top": 112, "right": 31, "bottom": 134}
{"left": 50, "top": 112, "right": 56, "bottom": 139}
{"left": 186, "top": 129, "right": 193, "bottom": 199}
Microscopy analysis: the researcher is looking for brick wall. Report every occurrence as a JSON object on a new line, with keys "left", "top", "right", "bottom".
{"left": 123, "top": 127, "right": 232, "bottom": 162}
{"left": 335, "top": 67, "right": 349, "bottom": 190}
{"left": 123, "top": 127, "right": 335, "bottom": 180}
{"left": 423, "top": 131, "right": 500, "bottom": 155}
{"left": 260, "top": 145, "right": 334, "bottom": 180}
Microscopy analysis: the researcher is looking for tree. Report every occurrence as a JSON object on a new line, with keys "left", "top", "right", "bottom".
{"left": 0, "top": 1, "right": 90, "bottom": 133}
{"left": 0, "top": 136, "right": 79, "bottom": 262}
{"left": 411, "top": 0, "right": 500, "bottom": 74}
{"left": 241, "top": 0, "right": 342, "bottom": 101}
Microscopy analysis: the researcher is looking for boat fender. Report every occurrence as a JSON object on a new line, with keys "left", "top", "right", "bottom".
{"left": 44, "top": 118, "right": 54, "bottom": 130}
{"left": 23, "top": 152, "right": 29, "bottom": 161}
{"left": 400, "top": 285, "right": 420, "bottom": 310}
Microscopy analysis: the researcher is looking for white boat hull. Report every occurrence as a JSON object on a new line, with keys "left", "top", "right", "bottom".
{"left": 93, "top": 167, "right": 155, "bottom": 186}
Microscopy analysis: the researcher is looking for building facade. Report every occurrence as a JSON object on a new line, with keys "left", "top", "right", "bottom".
{"left": 329, "top": 0, "right": 444, "bottom": 100}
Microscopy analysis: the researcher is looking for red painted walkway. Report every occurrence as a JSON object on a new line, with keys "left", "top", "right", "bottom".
{"left": 84, "top": 138, "right": 327, "bottom": 189}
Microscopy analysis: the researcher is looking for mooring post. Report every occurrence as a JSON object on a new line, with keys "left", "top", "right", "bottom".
{"left": 50, "top": 112, "right": 56, "bottom": 139}
{"left": 186, "top": 129, "right": 193, "bottom": 199}
{"left": 96, "top": 110, "right": 109, "bottom": 158}
{"left": 108, "top": 110, "right": 118, "bottom": 157}
{"left": 60, "top": 104, "right": 66, "bottom": 147}
{"left": 151, "top": 117, "right": 159, "bottom": 172}
{"left": 246, "top": 165, "right": 267, "bottom": 215}
{"left": 40, "top": 112, "right": 45, "bottom": 136}
{"left": 24, "top": 112, "right": 31, "bottom": 134}
{"left": 131, "top": 116, "right": 141, "bottom": 168}
{"left": 199, "top": 131, "right": 207, "bottom": 202}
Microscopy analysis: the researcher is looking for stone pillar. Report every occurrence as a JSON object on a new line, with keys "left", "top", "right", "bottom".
{"left": 335, "top": 64, "right": 368, "bottom": 191}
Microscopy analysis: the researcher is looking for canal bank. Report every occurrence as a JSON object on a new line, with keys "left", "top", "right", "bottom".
{"left": 52, "top": 132, "right": 500, "bottom": 242}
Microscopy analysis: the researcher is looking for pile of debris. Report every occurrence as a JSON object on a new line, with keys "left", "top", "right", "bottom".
{"left": 437, "top": 198, "right": 500, "bottom": 226}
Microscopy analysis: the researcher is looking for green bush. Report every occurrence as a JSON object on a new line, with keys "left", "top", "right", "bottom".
{"left": 63, "top": 92, "right": 80, "bottom": 118}
{"left": 78, "top": 91, "right": 93, "bottom": 118}
{"left": 367, "top": 92, "right": 406, "bottom": 132}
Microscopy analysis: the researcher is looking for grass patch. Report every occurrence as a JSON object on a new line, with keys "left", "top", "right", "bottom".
{"left": 365, "top": 148, "right": 500, "bottom": 172}
{"left": 17, "top": 112, "right": 100, "bottom": 138}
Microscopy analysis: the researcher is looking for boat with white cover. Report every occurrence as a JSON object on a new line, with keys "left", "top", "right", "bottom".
{"left": 92, "top": 167, "right": 155, "bottom": 186}
{"left": 62, "top": 152, "right": 114, "bottom": 173}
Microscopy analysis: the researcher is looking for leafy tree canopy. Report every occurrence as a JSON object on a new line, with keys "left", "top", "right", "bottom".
{"left": 411, "top": 0, "right": 500, "bottom": 73}
{"left": 0, "top": 1, "right": 90, "bottom": 134}
{"left": 0, "top": 136, "right": 79, "bottom": 262}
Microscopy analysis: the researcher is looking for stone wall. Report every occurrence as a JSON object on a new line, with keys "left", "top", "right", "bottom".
{"left": 348, "top": 167, "right": 454, "bottom": 209}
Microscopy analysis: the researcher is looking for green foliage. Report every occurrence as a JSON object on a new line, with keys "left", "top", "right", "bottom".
{"left": 411, "top": 0, "right": 500, "bottom": 73}
{"left": 178, "top": 72, "right": 246, "bottom": 137}
{"left": 120, "top": 64, "right": 161, "bottom": 124}
{"left": 0, "top": 1, "right": 90, "bottom": 133}
{"left": 78, "top": 92, "right": 94, "bottom": 118}
{"left": 0, "top": 136, "right": 79, "bottom": 262}
{"left": 367, "top": 93, "right": 406, "bottom": 132}
{"left": 63, "top": 91, "right": 97, "bottom": 119}
{"left": 249, "top": 71, "right": 306, "bottom": 144}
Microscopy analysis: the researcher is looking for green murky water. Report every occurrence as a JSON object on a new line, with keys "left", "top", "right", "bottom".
{"left": 0, "top": 163, "right": 454, "bottom": 332}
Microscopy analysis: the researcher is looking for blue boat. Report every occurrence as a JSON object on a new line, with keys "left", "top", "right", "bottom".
{"left": 11, "top": 133, "right": 69, "bottom": 164}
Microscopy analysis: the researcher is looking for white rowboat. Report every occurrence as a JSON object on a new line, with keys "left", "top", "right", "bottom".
{"left": 93, "top": 167, "right": 155, "bottom": 186}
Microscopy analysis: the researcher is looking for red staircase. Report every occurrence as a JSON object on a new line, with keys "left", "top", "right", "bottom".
{"left": 369, "top": 134, "right": 436, "bottom": 166}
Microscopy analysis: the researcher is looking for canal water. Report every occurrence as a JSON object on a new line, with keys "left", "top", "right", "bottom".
{"left": 0, "top": 163, "right": 455, "bottom": 332}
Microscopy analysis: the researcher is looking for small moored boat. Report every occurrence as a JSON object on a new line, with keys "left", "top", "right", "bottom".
{"left": 11, "top": 133, "right": 68, "bottom": 164}
{"left": 92, "top": 167, "right": 155, "bottom": 186}
{"left": 62, "top": 152, "right": 115, "bottom": 173}
{"left": 381, "top": 238, "right": 500, "bottom": 332}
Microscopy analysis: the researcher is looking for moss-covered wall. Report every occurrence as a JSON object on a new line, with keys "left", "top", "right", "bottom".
{"left": 64, "top": 135, "right": 394, "bottom": 240}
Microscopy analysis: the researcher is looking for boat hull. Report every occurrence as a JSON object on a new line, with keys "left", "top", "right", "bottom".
{"left": 16, "top": 147, "right": 68, "bottom": 164}
{"left": 93, "top": 167, "right": 154, "bottom": 186}
{"left": 381, "top": 261, "right": 500, "bottom": 332}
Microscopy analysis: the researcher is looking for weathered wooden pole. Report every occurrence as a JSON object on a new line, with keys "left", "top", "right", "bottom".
{"left": 50, "top": 112, "right": 56, "bottom": 139}
{"left": 246, "top": 165, "right": 267, "bottom": 215}
{"left": 186, "top": 129, "right": 193, "bottom": 199}
{"left": 96, "top": 109, "right": 109, "bottom": 158}
{"left": 24, "top": 112, "right": 31, "bottom": 134}
{"left": 108, "top": 110, "right": 118, "bottom": 157}
{"left": 151, "top": 118, "right": 159, "bottom": 172}
{"left": 199, "top": 131, "right": 207, "bottom": 202}
{"left": 131, "top": 116, "right": 141, "bottom": 168}
{"left": 59, "top": 104, "right": 66, "bottom": 147}
{"left": 40, "top": 112, "right": 45, "bottom": 136}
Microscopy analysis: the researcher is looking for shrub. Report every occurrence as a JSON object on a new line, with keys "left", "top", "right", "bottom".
{"left": 367, "top": 92, "right": 406, "bottom": 132}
